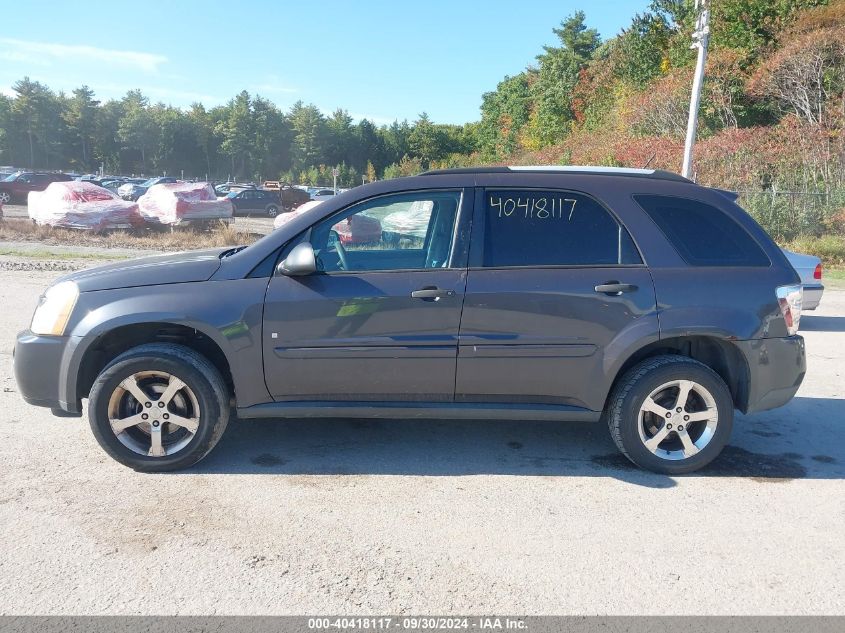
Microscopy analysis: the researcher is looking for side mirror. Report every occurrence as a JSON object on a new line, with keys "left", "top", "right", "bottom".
{"left": 277, "top": 242, "right": 317, "bottom": 276}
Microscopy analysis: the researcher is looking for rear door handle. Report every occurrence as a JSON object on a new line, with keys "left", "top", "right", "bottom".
{"left": 411, "top": 287, "right": 456, "bottom": 301}
{"left": 594, "top": 281, "right": 638, "bottom": 295}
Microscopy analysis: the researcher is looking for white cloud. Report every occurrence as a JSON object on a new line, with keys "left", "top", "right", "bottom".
{"left": 250, "top": 74, "right": 298, "bottom": 96}
{"left": 0, "top": 38, "right": 167, "bottom": 73}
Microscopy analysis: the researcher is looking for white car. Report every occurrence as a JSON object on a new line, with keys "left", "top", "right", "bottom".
{"left": 783, "top": 249, "right": 824, "bottom": 310}
{"left": 312, "top": 188, "right": 337, "bottom": 202}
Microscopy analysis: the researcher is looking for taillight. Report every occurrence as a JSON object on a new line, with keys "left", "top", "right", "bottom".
{"left": 776, "top": 285, "right": 803, "bottom": 335}
{"left": 814, "top": 263, "right": 822, "bottom": 280}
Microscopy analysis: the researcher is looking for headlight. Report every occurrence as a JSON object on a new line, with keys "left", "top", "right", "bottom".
{"left": 31, "top": 281, "right": 79, "bottom": 336}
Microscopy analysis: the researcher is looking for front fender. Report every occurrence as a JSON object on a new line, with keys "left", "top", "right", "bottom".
{"left": 61, "top": 279, "right": 272, "bottom": 409}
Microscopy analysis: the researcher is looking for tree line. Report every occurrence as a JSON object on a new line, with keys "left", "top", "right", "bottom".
{"left": 0, "top": 82, "right": 477, "bottom": 187}
{"left": 3, "top": 0, "right": 844, "bottom": 203}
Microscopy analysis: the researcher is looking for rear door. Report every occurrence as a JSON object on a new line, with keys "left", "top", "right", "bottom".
{"left": 456, "top": 187, "right": 658, "bottom": 412}
{"left": 240, "top": 191, "right": 260, "bottom": 213}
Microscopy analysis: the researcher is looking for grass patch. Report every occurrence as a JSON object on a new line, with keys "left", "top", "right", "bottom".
{"left": 0, "top": 247, "right": 129, "bottom": 261}
{"left": 824, "top": 266, "right": 845, "bottom": 289}
{"left": 0, "top": 218, "right": 262, "bottom": 251}
{"left": 781, "top": 235, "right": 845, "bottom": 266}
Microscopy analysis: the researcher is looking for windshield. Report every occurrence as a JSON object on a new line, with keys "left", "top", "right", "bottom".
{"left": 141, "top": 178, "right": 158, "bottom": 187}
{"left": 2, "top": 172, "right": 21, "bottom": 182}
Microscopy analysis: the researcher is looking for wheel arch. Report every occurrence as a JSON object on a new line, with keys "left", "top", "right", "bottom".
{"left": 606, "top": 335, "right": 751, "bottom": 413}
{"left": 73, "top": 321, "right": 235, "bottom": 406}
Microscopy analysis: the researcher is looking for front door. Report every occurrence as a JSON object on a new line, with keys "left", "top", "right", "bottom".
{"left": 263, "top": 189, "right": 470, "bottom": 402}
{"left": 456, "top": 188, "right": 658, "bottom": 412}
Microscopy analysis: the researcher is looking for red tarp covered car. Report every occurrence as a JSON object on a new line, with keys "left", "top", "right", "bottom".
{"left": 27, "top": 181, "right": 141, "bottom": 230}
{"left": 139, "top": 182, "right": 233, "bottom": 226}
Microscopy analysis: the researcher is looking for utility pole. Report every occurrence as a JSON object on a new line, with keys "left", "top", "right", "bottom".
{"left": 682, "top": 0, "right": 710, "bottom": 180}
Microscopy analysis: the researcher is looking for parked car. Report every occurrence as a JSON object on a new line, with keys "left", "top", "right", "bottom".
{"left": 783, "top": 249, "right": 824, "bottom": 311}
{"left": 117, "top": 176, "right": 178, "bottom": 201}
{"left": 28, "top": 180, "right": 141, "bottom": 230}
{"left": 312, "top": 188, "right": 337, "bottom": 202}
{"left": 227, "top": 189, "right": 281, "bottom": 217}
{"left": 273, "top": 200, "right": 322, "bottom": 230}
{"left": 97, "top": 177, "right": 137, "bottom": 192}
{"left": 0, "top": 171, "right": 74, "bottom": 204}
{"left": 214, "top": 183, "right": 252, "bottom": 198}
{"left": 14, "top": 166, "right": 806, "bottom": 474}
{"left": 278, "top": 184, "right": 311, "bottom": 210}
{"left": 331, "top": 212, "right": 383, "bottom": 245}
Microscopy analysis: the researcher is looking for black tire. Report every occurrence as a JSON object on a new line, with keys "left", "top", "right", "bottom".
{"left": 605, "top": 355, "right": 734, "bottom": 474}
{"left": 265, "top": 204, "right": 279, "bottom": 217}
{"left": 88, "top": 343, "right": 230, "bottom": 472}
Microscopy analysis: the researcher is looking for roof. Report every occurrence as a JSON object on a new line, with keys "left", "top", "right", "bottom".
{"left": 420, "top": 165, "right": 691, "bottom": 183}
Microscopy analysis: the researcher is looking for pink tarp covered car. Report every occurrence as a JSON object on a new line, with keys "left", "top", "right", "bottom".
{"left": 332, "top": 213, "right": 382, "bottom": 245}
{"left": 138, "top": 182, "right": 233, "bottom": 225}
{"left": 27, "top": 181, "right": 141, "bottom": 230}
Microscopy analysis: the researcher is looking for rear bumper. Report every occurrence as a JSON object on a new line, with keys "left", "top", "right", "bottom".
{"left": 802, "top": 284, "right": 824, "bottom": 311}
{"left": 13, "top": 331, "right": 81, "bottom": 415}
{"left": 736, "top": 335, "right": 806, "bottom": 414}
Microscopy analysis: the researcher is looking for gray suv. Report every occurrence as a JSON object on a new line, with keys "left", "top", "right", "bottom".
{"left": 13, "top": 167, "right": 806, "bottom": 474}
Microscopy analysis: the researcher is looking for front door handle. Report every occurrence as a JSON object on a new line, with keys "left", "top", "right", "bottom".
{"left": 594, "top": 281, "right": 638, "bottom": 296}
{"left": 411, "top": 287, "right": 456, "bottom": 301}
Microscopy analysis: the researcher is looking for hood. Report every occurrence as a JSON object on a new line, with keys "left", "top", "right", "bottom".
{"left": 60, "top": 248, "right": 227, "bottom": 292}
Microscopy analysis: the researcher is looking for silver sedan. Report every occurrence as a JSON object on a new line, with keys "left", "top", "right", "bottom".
{"left": 783, "top": 249, "right": 824, "bottom": 310}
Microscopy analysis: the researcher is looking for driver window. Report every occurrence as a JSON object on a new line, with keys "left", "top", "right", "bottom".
{"left": 309, "top": 191, "right": 461, "bottom": 273}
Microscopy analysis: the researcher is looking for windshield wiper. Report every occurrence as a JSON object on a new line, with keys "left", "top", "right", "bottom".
{"left": 219, "top": 246, "right": 248, "bottom": 259}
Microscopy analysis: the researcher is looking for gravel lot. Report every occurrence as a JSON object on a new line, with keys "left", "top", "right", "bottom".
{"left": 0, "top": 266, "right": 843, "bottom": 615}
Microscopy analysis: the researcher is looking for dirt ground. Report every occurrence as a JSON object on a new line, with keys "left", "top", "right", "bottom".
{"left": 0, "top": 266, "right": 842, "bottom": 615}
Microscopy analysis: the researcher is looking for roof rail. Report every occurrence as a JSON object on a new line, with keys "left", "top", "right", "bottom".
{"left": 420, "top": 165, "right": 691, "bottom": 183}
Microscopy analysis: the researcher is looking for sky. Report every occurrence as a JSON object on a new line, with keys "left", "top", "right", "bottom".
{"left": 0, "top": 0, "right": 651, "bottom": 125}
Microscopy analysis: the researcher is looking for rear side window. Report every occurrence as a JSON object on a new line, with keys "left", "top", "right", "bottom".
{"left": 634, "top": 194, "right": 770, "bottom": 267}
{"left": 481, "top": 189, "right": 641, "bottom": 267}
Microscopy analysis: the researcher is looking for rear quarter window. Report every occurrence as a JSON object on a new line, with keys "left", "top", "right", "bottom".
{"left": 634, "top": 194, "right": 770, "bottom": 267}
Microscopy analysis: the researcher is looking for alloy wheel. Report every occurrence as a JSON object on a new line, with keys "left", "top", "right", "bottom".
{"left": 106, "top": 370, "right": 200, "bottom": 457}
{"left": 637, "top": 379, "right": 719, "bottom": 461}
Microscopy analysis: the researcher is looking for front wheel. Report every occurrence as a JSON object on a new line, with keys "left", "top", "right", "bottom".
{"left": 88, "top": 343, "right": 230, "bottom": 472}
{"left": 606, "top": 355, "right": 734, "bottom": 474}
{"left": 0, "top": 191, "right": 11, "bottom": 204}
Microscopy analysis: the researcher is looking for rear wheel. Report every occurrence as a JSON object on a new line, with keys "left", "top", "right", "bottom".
{"left": 88, "top": 343, "right": 230, "bottom": 472}
{"left": 606, "top": 355, "right": 733, "bottom": 474}
{"left": 265, "top": 204, "right": 279, "bottom": 217}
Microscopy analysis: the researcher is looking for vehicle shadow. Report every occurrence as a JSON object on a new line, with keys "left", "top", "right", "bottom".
{"left": 800, "top": 315, "right": 845, "bottom": 332}
{"left": 191, "top": 396, "right": 845, "bottom": 487}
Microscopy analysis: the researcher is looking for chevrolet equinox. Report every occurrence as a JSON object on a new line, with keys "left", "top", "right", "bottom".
{"left": 13, "top": 167, "right": 806, "bottom": 474}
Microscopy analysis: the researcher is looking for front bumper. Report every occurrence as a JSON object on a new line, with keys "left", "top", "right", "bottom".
{"left": 13, "top": 330, "right": 81, "bottom": 414}
{"left": 736, "top": 335, "right": 806, "bottom": 414}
